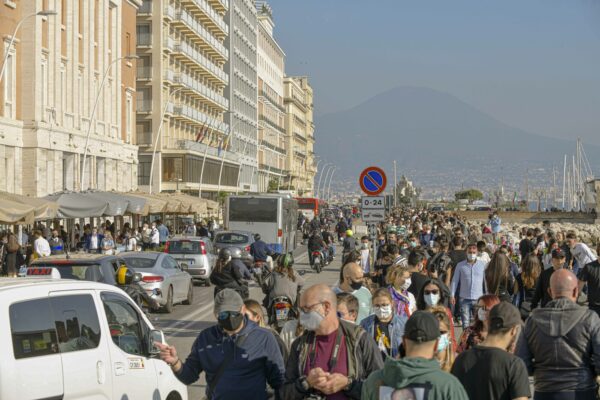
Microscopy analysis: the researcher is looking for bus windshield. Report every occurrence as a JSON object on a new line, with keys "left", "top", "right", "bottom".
{"left": 229, "top": 198, "right": 277, "bottom": 222}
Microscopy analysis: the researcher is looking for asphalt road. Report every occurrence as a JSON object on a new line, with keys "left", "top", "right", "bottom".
{"left": 150, "top": 243, "right": 343, "bottom": 399}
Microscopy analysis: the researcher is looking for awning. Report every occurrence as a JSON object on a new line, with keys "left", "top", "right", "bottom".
{"left": 126, "top": 192, "right": 168, "bottom": 214}
{"left": 85, "top": 191, "right": 149, "bottom": 216}
{"left": 0, "top": 191, "right": 59, "bottom": 220}
{"left": 0, "top": 198, "right": 35, "bottom": 224}
{"left": 44, "top": 192, "right": 109, "bottom": 218}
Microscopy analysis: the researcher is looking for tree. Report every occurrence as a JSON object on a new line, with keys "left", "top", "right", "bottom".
{"left": 455, "top": 189, "right": 483, "bottom": 202}
{"left": 267, "top": 179, "right": 279, "bottom": 193}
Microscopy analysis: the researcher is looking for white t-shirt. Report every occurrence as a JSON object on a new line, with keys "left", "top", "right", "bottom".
{"left": 572, "top": 243, "right": 597, "bottom": 268}
{"left": 151, "top": 228, "right": 160, "bottom": 244}
{"left": 34, "top": 237, "right": 51, "bottom": 257}
{"left": 360, "top": 249, "right": 370, "bottom": 274}
{"left": 90, "top": 235, "right": 99, "bottom": 250}
{"left": 126, "top": 237, "right": 137, "bottom": 252}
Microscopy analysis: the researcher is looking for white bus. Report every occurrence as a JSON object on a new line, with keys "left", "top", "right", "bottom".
{"left": 224, "top": 194, "right": 298, "bottom": 253}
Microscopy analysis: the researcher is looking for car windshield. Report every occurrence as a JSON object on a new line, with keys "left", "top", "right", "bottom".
{"left": 167, "top": 240, "right": 201, "bottom": 254}
{"left": 30, "top": 263, "right": 104, "bottom": 282}
{"left": 216, "top": 233, "right": 248, "bottom": 245}
{"left": 123, "top": 257, "right": 157, "bottom": 269}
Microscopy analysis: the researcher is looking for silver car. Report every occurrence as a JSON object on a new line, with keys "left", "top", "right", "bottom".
{"left": 164, "top": 236, "right": 217, "bottom": 286}
{"left": 121, "top": 252, "right": 193, "bottom": 313}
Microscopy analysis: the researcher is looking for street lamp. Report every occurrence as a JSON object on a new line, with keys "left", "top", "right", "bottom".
{"left": 80, "top": 54, "right": 138, "bottom": 191}
{"left": 0, "top": 10, "right": 57, "bottom": 84}
{"left": 216, "top": 118, "right": 244, "bottom": 195}
{"left": 199, "top": 111, "right": 231, "bottom": 198}
{"left": 147, "top": 86, "right": 182, "bottom": 195}
{"left": 319, "top": 163, "right": 334, "bottom": 199}
{"left": 316, "top": 162, "right": 330, "bottom": 199}
{"left": 326, "top": 167, "right": 337, "bottom": 202}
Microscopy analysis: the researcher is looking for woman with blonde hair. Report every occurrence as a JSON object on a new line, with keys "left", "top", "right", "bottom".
{"left": 386, "top": 264, "right": 416, "bottom": 318}
{"left": 429, "top": 305, "right": 455, "bottom": 372}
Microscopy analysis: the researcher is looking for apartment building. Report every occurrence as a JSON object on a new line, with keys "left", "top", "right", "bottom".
{"left": 256, "top": 1, "right": 286, "bottom": 193}
{"left": 223, "top": 0, "right": 258, "bottom": 193}
{"left": 0, "top": 0, "right": 140, "bottom": 196}
{"left": 136, "top": 0, "right": 235, "bottom": 196}
{"left": 284, "top": 76, "right": 315, "bottom": 196}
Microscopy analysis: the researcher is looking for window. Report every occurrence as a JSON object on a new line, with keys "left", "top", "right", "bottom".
{"left": 123, "top": 257, "right": 157, "bottom": 269}
{"left": 228, "top": 197, "right": 278, "bottom": 222}
{"left": 51, "top": 295, "right": 101, "bottom": 353}
{"left": 41, "top": 57, "right": 48, "bottom": 120}
{"left": 10, "top": 298, "right": 59, "bottom": 359}
{"left": 125, "top": 93, "right": 132, "bottom": 143}
{"left": 3, "top": 46, "right": 15, "bottom": 118}
{"left": 138, "top": 155, "right": 151, "bottom": 185}
{"left": 101, "top": 292, "right": 147, "bottom": 356}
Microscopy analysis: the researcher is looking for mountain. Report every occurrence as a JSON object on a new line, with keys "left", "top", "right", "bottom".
{"left": 314, "top": 86, "right": 600, "bottom": 187}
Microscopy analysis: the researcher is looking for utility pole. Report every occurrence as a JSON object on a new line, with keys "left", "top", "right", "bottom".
{"left": 393, "top": 160, "right": 398, "bottom": 208}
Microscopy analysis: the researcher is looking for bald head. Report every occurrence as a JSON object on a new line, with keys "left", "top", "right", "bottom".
{"left": 550, "top": 269, "right": 578, "bottom": 301}
{"left": 302, "top": 284, "right": 337, "bottom": 309}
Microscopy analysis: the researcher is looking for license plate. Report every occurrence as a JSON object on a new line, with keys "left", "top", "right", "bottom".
{"left": 275, "top": 308, "right": 289, "bottom": 320}
{"left": 177, "top": 259, "right": 194, "bottom": 265}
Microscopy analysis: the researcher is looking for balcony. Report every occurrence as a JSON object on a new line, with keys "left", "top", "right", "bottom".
{"left": 164, "top": 69, "right": 229, "bottom": 110}
{"left": 259, "top": 115, "right": 285, "bottom": 135}
{"left": 169, "top": 138, "right": 241, "bottom": 164}
{"left": 137, "top": 66, "right": 152, "bottom": 80}
{"left": 137, "top": 33, "right": 152, "bottom": 46}
{"left": 165, "top": 5, "right": 228, "bottom": 60}
{"left": 259, "top": 164, "right": 285, "bottom": 176}
{"left": 167, "top": 39, "right": 228, "bottom": 84}
{"left": 139, "top": 0, "right": 152, "bottom": 14}
{"left": 294, "top": 132, "right": 307, "bottom": 143}
{"left": 208, "top": 0, "right": 228, "bottom": 12}
{"left": 137, "top": 100, "right": 152, "bottom": 112}
{"left": 180, "top": 0, "right": 229, "bottom": 37}
{"left": 259, "top": 89, "right": 285, "bottom": 113}
{"left": 259, "top": 139, "right": 286, "bottom": 155}
{"left": 168, "top": 102, "right": 229, "bottom": 134}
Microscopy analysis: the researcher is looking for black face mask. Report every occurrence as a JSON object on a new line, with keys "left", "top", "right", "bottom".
{"left": 349, "top": 280, "right": 363, "bottom": 291}
{"left": 218, "top": 313, "right": 244, "bottom": 332}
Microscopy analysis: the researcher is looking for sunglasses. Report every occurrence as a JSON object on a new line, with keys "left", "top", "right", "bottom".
{"left": 217, "top": 311, "right": 241, "bottom": 321}
{"left": 424, "top": 290, "right": 439, "bottom": 295}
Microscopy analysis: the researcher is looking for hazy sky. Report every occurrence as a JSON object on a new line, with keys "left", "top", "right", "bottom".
{"left": 268, "top": 0, "right": 600, "bottom": 146}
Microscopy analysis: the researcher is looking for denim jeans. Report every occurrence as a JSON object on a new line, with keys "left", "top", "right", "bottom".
{"left": 459, "top": 298, "right": 477, "bottom": 329}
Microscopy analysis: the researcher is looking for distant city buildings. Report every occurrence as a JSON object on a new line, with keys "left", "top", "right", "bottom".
{"left": 0, "top": 0, "right": 316, "bottom": 198}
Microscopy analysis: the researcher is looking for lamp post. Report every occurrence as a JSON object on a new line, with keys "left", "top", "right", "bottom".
{"left": 326, "top": 167, "right": 337, "bottom": 202}
{"left": 216, "top": 118, "right": 244, "bottom": 195}
{"left": 236, "top": 125, "right": 261, "bottom": 194}
{"left": 318, "top": 163, "right": 333, "bottom": 199}
{"left": 198, "top": 111, "right": 231, "bottom": 198}
{"left": 316, "top": 162, "right": 330, "bottom": 199}
{"left": 147, "top": 86, "right": 182, "bottom": 194}
{"left": 0, "top": 10, "right": 57, "bottom": 84}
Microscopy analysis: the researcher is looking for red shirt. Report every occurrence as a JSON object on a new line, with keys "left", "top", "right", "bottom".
{"left": 304, "top": 329, "right": 349, "bottom": 400}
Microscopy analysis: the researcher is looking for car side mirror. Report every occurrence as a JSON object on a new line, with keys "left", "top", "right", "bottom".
{"left": 180, "top": 263, "right": 189, "bottom": 272}
{"left": 133, "top": 273, "right": 142, "bottom": 283}
{"left": 148, "top": 329, "right": 165, "bottom": 356}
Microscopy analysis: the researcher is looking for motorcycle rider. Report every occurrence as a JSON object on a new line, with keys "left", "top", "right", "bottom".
{"left": 210, "top": 248, "right": 250, "bottom": 300}
{"left": 343, "top": 229, "right": 359, "bottom": 264}
{"left": 261, "top": 253, "right": 305, "bottom": 322}
{"left": 115, "top": 264, "right": 159, "bottom": 312}
{"left": 250, "top": 233, "right": 274, "bottom": 271}
{"left": 322, "top": 226, "right": 335, "bottom": 261}
{"left": 307, "top": 230, "right": 327, "bottom": 267}
{"left": 229, "top": 247, "right": 253, "bottom": 280}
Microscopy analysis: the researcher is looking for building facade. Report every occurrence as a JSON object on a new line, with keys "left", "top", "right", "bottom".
{"left": 256, "top": 1, "right": 285, "bottom": 193}
{"left": 224, "top": 0, "right": 258, "bottom": 193}
{"left": 136, "top": 0, "right": 235, "bottom": 197}
{"left": 284, "top": 76, "right": 315, "bottom": 196}
{"left": 0, "top": 0, "right": 140, "bottom": 197}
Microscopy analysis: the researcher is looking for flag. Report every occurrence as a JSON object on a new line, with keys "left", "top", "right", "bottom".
{"left": 224, "top": 135, "right": 231, "bottom": 150}
{"left": 195, "top": 123, "right": 207, "bottom": 142}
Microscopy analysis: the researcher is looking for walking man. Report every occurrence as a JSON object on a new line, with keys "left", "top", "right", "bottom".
{"left": 450, "top": 243, "right": 487, "bottom": 329}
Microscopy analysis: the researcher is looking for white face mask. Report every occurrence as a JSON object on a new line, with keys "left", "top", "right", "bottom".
{"left": 299, "top": 310, "right": 324, "bottom": 331}
{"left": 424, "top": 293, "right": 440, "bottom": 307}
{"left": 399, "top": 278, "right": 411, "bottom": 292}
{"left": 477, "top": 308, "right": 487, "bottom": 322}
{"left": 373, "top": 305, "right": 393, "bottom": 320}
{"left": 467, "top": 253, "right": 478, "bottom": 262}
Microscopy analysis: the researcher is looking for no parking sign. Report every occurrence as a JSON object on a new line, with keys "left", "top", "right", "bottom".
{"left": 359, "top": 166, "right": 387, "bottom": 196}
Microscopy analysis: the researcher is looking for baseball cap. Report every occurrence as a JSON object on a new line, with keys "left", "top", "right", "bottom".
{"left": 489, "top": 302, "right": 521, "bottom": 332}
{"left": 404, "top": 311, "right": 440, "bottom": 343}
{"left": 551, "top": 248, "right": 566, "bottom": 259}
{"left": 214, "top": 289, "right": 244, "bottom": 315}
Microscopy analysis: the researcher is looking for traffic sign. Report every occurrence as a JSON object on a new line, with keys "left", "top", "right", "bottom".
{"left": 361, "top": 196, "right": 385, "bottom": 209}
{"left": 359, "top": 166, "right": 387, "bottom": 196}
{"left": 362, "top": 210, "right": 386, "bottom": 222}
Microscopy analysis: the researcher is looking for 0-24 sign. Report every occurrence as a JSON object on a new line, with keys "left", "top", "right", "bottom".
{"left": 361, "top": 196, "right": 385, "bottom": 209}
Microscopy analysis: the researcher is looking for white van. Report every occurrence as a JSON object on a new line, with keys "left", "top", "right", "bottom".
{"left": 0, "top": 278, "right": 188, "bottom": 400}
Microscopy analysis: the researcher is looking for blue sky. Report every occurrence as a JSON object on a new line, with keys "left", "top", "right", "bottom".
{"left": 268, "top": 0, "right": 600, "bottom": 146}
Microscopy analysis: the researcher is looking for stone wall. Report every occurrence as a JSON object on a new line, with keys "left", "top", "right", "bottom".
{"left": 457, "top": 211, "right": 597, "bottom": 224}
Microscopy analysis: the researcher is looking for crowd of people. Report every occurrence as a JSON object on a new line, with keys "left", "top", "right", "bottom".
{"left": 154, "top": 207, "right": 600, "bottom": 400}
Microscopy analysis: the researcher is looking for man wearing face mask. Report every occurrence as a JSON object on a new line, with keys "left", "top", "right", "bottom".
{"left": 333, "top": 262, "right": 372, "bottom": 323}
{"left": 407, "top": 251, "right": 429, "bottom": 299}
{"left": 362, "top": 311, "right": 468, "bottom": 400}
{"left": 155, "top": 289, "right": 285, "bottom": 400}
{"left": 450, "top": 243, "right": 488, "bottom": 329}
{"left": 516, "top": 269, "right": 600, "bottom": 400}
{"left": 284, "top": 284, "right": 383, "bottom": 400}
{"left": 452, "top": 302, "right": 530, "bottom": 400}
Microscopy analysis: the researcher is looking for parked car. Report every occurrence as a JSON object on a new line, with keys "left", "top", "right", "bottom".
{"left": 0, "top": 279, "right": 187, "bottom": 400}
{"left": 120, "top": 252, "right": 193, "bottom": 313}
{"left": 164, "top": 236, "right": 216, "bottom": 286}
{"left": 213, "top": 230, "right": 254, "bottom": 267}
{"left": 28, "top": 254, "right": 126, "bottom": 285}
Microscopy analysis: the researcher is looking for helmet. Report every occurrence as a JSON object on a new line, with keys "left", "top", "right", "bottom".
{"left": 346, "top": 230, "right": 353, "bottom": 237}
{"left": 254, "top": 233, "right": 261, "bottom": 241}
{"left": 116, "top": 265, "right": 134, "bottom": 285}
{"left": 279, "top": 253, "right": 294, "bottom": 268}
{"left": 218, "top": 247, "right": 232, "bottom": 261}
{"left": 229, "top": 247, "right": 242, "bottom": 259}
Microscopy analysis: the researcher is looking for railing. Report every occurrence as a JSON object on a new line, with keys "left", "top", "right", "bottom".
{"left": 169, "top": 39, "right": 228, "bottom": 83}
{"left": 137, "top": 66, "right": 152, "bottom": 79}
{"left": 186, "top": 0, "right": 229, "bottom": 35}
{"left": 294, "top": 132, "right": 307, "bottom": 143}
{"left": 169, "top": 102, "right": 229, "bottom": 133}
{"left": 259, "top": 139, "right": 286, "bottom": 155}
{"left": 259, "top": 89, "right": 285, "bottom": 112}
{"left": 136, "top": 131, "right": 152, "bottom": 145}
{"left": 259, "top": 164, "right": 285, "bottom": 176}
{"left": 165, "top": 5, "right": 228, "bottom": 59}
{"left": 139, "top": 0, "right": 152, "bottom": 13}
{"left": 137, "top": 100, "right": 152, "bottom": 112}
{"left": 168, "top": 68, "right": 229, "bottom": 109}
{"left": 137, "top": 33, "right": 152, "bottom": 46}
{"left": 258, "top": 115, "right": 285, "bottom": 135}
{"left": 171, "top": 138, "right": 241, "bottom": 164}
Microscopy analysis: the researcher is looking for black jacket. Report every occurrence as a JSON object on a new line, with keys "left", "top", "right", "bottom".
{"left": 283, "top": 320, "right": 384, "bottom": 400}
{"left": 210, "top": 261, "right": 248, "bottom": 298}
{"left": 531, "top": 267, "right": 555, "bottom": 309}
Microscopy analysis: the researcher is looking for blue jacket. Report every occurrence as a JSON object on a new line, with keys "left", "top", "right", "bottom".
{"left": 251, "top": 240, "right": 273, "bottom": 262}
{"left": 360, "top": 314, "right": 407, "bottom": 359}
{"left": 83, "top": 234, "right": 104, "bottom": 253}
{"left": 419, "top": 232, "right": 435, "bottom": 247}
{"left": 176, "top": 318, "right": 284, "bottom": 400}
{"left": 157, "top": 224, "right": 170, "bottom": 243}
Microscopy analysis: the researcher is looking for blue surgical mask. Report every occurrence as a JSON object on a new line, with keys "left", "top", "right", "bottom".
{"left": 437, "top": 333, "right": 450, "bottom": 353}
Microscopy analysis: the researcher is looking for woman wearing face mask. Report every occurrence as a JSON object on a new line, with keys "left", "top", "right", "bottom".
{"left": 386, "top": 265, "right": 417, "bottom": 319}
{"left": 429, "top": 306, "right": 455, "bottom": 372}
{"left": 416, "top": 279, "right": 456, "bottom": 351}
{"left": 360, "top": 288, "right": 407, "bottom": 359}
{"left": 456, "top": 294, "right": 500, "bottom": 353}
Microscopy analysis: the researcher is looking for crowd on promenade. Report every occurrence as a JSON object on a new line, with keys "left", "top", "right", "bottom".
{"left": 153, "top": 207, "right": 600, "bottom": 400}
